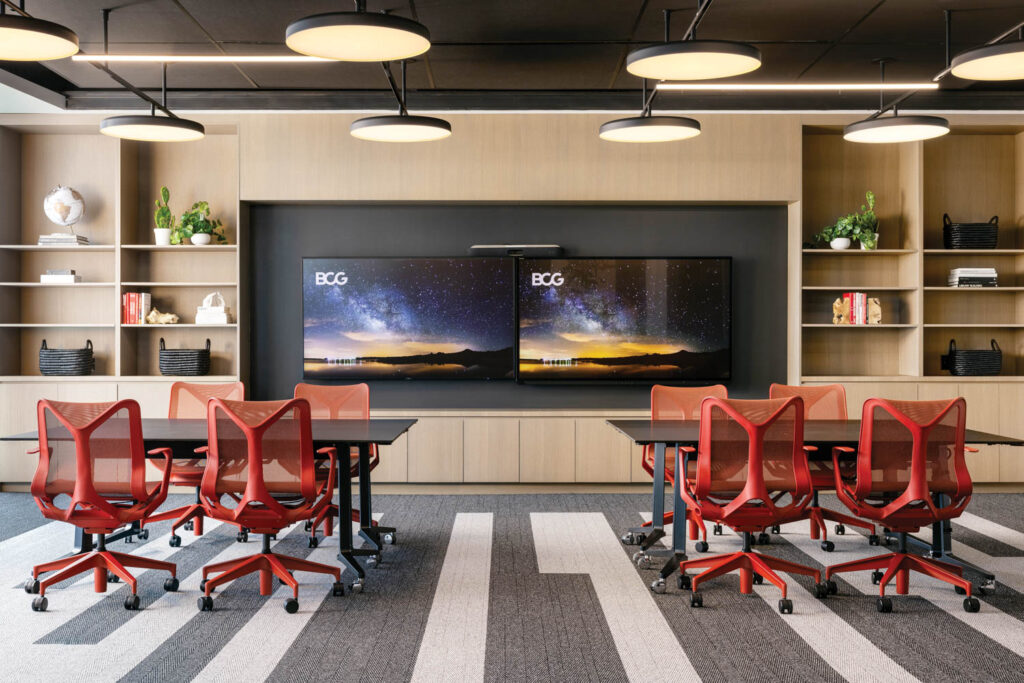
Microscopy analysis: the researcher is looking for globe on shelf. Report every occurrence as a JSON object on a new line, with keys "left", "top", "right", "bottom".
{"left": 43, "top": 185, "right": 85, "bottom": 233}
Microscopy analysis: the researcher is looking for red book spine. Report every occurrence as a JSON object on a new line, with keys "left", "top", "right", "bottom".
{"left": 129, "top": 292, "right": 137, "bottom": 325}
{"left": 122, "top": 293, "right": 127, "bottom": 324}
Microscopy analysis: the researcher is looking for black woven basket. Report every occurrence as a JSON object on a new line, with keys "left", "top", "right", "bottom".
{"left": 158, "top": 338, "right": 211, "bottom": 376}
{"left": 39, "top": 339, "right": 95, "bottom": 376}
{"left": 943, "top": 214, "right": 998, "bottom": 249}
{"left": 941, "top": 339, "right": 1002, "bottom": 376}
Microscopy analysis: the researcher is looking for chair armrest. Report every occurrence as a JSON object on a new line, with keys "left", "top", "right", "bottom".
{"left": 679, "top": 445, "right": 696, "bottom": 453}
{"left": 803, "top": 445, "right": 818, "bottom": 453}
{"left": 317, "top": 447, "right": 338, "bottom": 499}
{"left": 833, "top": 446, "right": 855, "bottom": 454}
{"left": 965, "top": 446, "right": 980, "bottom": 453}
{"left": 26, "top": 447, "right": 39, "bottom": 455}
{"left": 193, "top": 445, "right": 209, "bottom": 455}
{"left": 142, "top": 447, "right": 175, "bottom": 508}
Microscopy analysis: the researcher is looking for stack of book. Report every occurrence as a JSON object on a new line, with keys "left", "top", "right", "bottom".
{"left": 37, "top": 233, "right": 90, "bottom": 246}
{"left": 948, "top": 268, "right": 998, "bottom": 288}
{"left": 842, "top": 292, "right": 869, "bottom": 325}
{"left": 122, "top": 292, "right": 152, "bottom": 324}
{"left": 39, "top": 269, "right": 81, "bottom": 284}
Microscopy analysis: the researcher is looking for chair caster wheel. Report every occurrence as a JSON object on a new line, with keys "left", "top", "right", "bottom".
{"left": 778, "top": 598, "right": 793, "bottom": 614}
{"left": 31, "top": 596, "right": 48, "bottom": 612}
{"left": 694, "top": 541, "right": 709, "bottom": 553}
{"left": 383, "top": 532, "right": 396, "bottom": 545}
{"left": 821, "top": 541, "right": 835, "bottom": 552}
{"left": 771, "top": 525, "right": 781, "bottom": 534}
{"left": 284, "top": 598, "right": 299, "bottom": 614}
{"left": 138, "top": 528, "right": 150, "bottom": 541}
{"left": 25, "top": 578, "right": 40, "bottom": 594}
{"left": 308, "top": 536, "right": 318, "bottom": 548}
{"left": 107, "top": 571, "right": 121, "bottom": 583}
{"left": 834, "top": 524, "right": 846, "bottom": 535}
{"left": 236, "top": 532, "right": 248, "bottom": 543}
{"left": 757, "top": 532, "right": 770, "bottom": 545}
{"left": 332, "top": 582, "right": 346, "bottom": 597}
{"left": 164, "top": 577, "right": 179, "bottom": 592}
{"left": 825, "top": 579, "right": 838, "bottom": 595}
{"left": 650, "top": 578, "right": 666, "bottom": 594}
{"left": 876, "top": 597, "right": 893, "bottom": 613}
{"left": 981, "top": 579, "right": 997, "bottom": 592}
{"left": 690, "top": 592, "right": 703, "bottom": 608}
{"left": 752, "top": 573, "right": 764, "bottom": 585}
{"left": 713, "top": 524, "right": 723, "bottom": 536}
{"left": 814, "top": 582, "right": 830, "bottom": 599}
{"left": 184, "top": 521, "right": 194, "bottom": 531}
{"left": 124, "top": 594, "right": 140, "bottom": 611}
{"left": 197, "top": 596, "right": 214, "bottom": 612}
{"left": 304, "top": 520, "right": 313, "bottom": 532}
{"left": 633, "top": 554, "right": 652, "bottom": 570}
{"left": 620, "top": 532, "right": 636, "bottom": 545}
{"left": 677, "top": 574, "right": 691, "bottom": 590}
{"left": 366, "top": 554, "right": 381, "bottom": 568}
{"left": 871, "top": 570, "right": 883, "bottom": 585}
{"left": 169, "top": 534, "right": 182, "bottom": 548}
{"left": 963, "top": 597, "right": 980, "bottom": 613}
{"left": 199, "top": 579, "right": 208, "bottom": 593}
{"left": 350, "top": 579, "right": 364, "bottom": 593}
{"left": 868, "top": 534, "right": 880, "bottom": 546}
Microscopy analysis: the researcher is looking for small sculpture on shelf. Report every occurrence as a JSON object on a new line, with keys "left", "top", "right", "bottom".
{"left": 832, "top": 298, "right": 849, "bottom": 325}
{"left": 868, "top": 297, "right": 882, "bottom": 325}
{"left": 146, "top": 308, "right": 179, "bottom": 325}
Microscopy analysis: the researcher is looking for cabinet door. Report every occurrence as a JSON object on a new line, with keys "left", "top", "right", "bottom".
{"left": 630, "top": 442, "right": 650, "bottom": 483}
{"left": 575, "top": 418, "right": 631, "bottom": 483}
{"left": 955, "top": 384, "right": 1000, "bottom": 483}
{"left": 998, "top": 384, "right": 1024, "bottom": 483}
{"left": 519, "top": 418, "right": 574, "bottom": 483}
{"left": 464, "top": 418, "right": 519, "bottom": 482}
{"left": 842, "top": 382, "right": 918, "bottom": 419}
{"left": 374, "top": 432, "right": 408, "bottom": 483}
{"left": 117, "top": 382, "right": 173, "bottom": 417}
{"left": 407, "top": 418, "right": 463, "bottom": 483}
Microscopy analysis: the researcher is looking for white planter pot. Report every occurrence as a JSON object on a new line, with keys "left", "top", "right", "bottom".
{"left": 829, "top": 237, "right": 851, "bottom": 250}
{"left": 190, "top": 233, "right": 212, "bottom": 245}
{"left": 153, "top": 228, "right": 171, "bottom": 246}
{"left": 860, "top": 241, "right": 875, "bottom": 250}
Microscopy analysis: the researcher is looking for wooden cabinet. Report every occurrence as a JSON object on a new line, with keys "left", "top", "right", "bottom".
{"left": 407, "top": 418, "right": 464, "bottom": 483}
{"left": 519, "top": 418, "right": 575, "bottom": 483}
{"left": 374, "top": 432, "right": 408, "bottom": 483}
{"left": 575, "top": 418, "right": 631, "bottom": 483}
{"left": 998, "top": 384, "right": 1024, "bottom": 482}
{"left": 464, "top": 418, "right": 519, "bottom": 482}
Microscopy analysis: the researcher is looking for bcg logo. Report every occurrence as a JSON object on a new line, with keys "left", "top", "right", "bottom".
{"left": 315, "top": 271, "right": 348, "bottom": 286}
{"left": 531, "top": 272, "right": 564, "bottom": 286}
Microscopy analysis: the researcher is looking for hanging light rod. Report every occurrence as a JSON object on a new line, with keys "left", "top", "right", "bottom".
{"left": 844, "top": 60, "right": 947, "bottom": 144}
{"left": 350, "top": 60, "right": 450, "bottom": 142}
{"left": 100, "top": 62, "right": 205, "bottom": 142}
{"left": 657, "top": 82, "right": 940, "bottom": 91}
{"left": 73, "top": 54, "right": 329, "bottom": 63}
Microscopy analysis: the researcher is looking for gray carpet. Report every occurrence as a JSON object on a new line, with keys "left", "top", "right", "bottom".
{"left": 2, "top": 492, "right": 1024, "bottom": 682}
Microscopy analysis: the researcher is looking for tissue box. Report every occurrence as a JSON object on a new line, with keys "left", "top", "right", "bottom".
{"left": 196, "top": 291, "right": 230, "bottom": 325}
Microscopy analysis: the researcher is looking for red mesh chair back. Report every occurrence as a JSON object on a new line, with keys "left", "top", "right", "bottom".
{"left": 843, "top": 398, "right": 970, "bottom": 530}
{"left": 168, "top": 381, "right": 245, "bottom": 419}
{"left": 293, "top": 383, "right": 369, "bottom": 420}
{"left": 651, "top": 384, "right": 728, "bottom": 420}
{"left": 688, "top": 396, "right": 812, "bottom": 531}
{"left": 202, "top": 398, "right": 327, "bottom": 531}
{"left": 769, "top": 383, "right": 847, "bottom": 421}
{"left": 32, "top": 399, "right": 166, "bottom": 529}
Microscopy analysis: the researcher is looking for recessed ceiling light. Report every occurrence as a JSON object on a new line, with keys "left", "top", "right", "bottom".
{"left": 657, "top": 82, "right": 940, "bottom": 91}
{"left": 286, "top": 10, "right": 430, "bottom": 62}
{"left": 843, "top": 115, "right": 949, "bottom": 144}
{"left": 950, "top": 40, "right": 1024, "bottom": 81}
{"left": 350, "top": 115, "right": 451, "bottom": 143}
{"left": 73, "top": 54, "right": 328, "bottom": 63}
{"left": 99, "top": 115, "right": 205, "bottom": 142}
{"left": 0, "top": 13, "right": 78, "bottom": 61}
{"left": 627, "top": 40, "right": 762, "bottom": 81}
{"left": 599, "top": 115, "right": 701, "bottom": 143}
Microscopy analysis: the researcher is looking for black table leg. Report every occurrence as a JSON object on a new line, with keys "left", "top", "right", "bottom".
{"left": 658, "top": 445, "right": 688, "bottom": 582}
{"left": 336, "top": 441, "right": 368, "bottom": 582}
{"left": 635, "top": 442, "right": 667, "bottom": 552}
{"left": 356, "top": 443, "right": 395, "bottom": 550}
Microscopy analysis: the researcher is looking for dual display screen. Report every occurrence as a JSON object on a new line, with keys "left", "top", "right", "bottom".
{"left": 302, "top": 257, "right": 731, "bottom": 381}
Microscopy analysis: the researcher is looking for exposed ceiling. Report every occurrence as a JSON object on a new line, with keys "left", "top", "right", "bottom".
{"left": 3, "top": 0, "right": 1024, "bottom": 111}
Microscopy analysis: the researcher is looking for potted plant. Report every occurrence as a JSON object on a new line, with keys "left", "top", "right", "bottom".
{"left": 172, "top": 201, "right": 227, "bottom": 246}
{"left": 813, "top": 191, "right": 879, "bottom": 250}
{"left": 153, "top": 186, "right": 174, "bottom": 246}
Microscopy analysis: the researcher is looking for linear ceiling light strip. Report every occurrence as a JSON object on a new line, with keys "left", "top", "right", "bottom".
{"left": 657, "top": 82, "right": 940, "bottom": 91}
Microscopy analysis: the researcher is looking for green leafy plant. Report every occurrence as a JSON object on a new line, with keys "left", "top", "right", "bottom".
{"left": 153, "top": 186, "right": 174, "bottom": 230}
{"left": 813, "top": 190, "right": 879, "bottom": 249}
{"left": 171, "top": 200, "right": 227, "bottom": 244}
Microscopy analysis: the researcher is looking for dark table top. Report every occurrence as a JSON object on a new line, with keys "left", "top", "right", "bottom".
{"left": 608, "top": 419, "right": 1024, "bottom": 448}
{"left": 1, "top": 418, "right": 417, "bottom": 447}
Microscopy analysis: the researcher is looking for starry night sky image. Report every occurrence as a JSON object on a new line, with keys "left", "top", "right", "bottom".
{"left": 303, "top": 258, "right": 514, "bottom": 379}
{"left": 518, "top": 258, "right": 731, "bottom": 380}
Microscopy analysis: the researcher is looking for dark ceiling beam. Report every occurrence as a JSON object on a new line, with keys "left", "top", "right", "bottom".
{"left": 167, "top": 0, "right": 259, "bottom": 88}
{"left": 607, "top": 0, "right": 650, "bottom": 89}
{"left": 797, "top": 0, "right": 887, "bottom": 80}
{"left": 406, "top": 0, "right": 436, "bottom": 88}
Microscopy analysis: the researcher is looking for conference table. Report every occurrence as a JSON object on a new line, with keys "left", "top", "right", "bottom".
{"left": 608, "top": 418, "right": 1024, "bottom": 591}
{"left": 2, "top": 417, "right": 417, "bottom": 586}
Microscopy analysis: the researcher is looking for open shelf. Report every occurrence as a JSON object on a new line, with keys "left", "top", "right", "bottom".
{"left": 0, "top": 323, "right": 114, "bottom": 328}
{"left": 802, "top": 324, "right": 915, "bottom": 328}
{"left": 802, "top": 285, "right": 917, "bottom": 291}
{"left": 0, "top": 282, "right": 115, "bottom": 287}
{"left": 0, "top": 244, "right": 116, "bottom": 251}
{"left": 924, "top": 249, "right": 1024, "bottom": 255}
{"left": 121, "top": 281, "right": 237, "bottom": 287}
{"left": 801, "top": 249, "right": 916, "bottom": 255}
{"left": 121, "top": 245, "right": 237, "bottom": 252}
{"left": 122, "top": 324, "right": 237, "bottom": 329}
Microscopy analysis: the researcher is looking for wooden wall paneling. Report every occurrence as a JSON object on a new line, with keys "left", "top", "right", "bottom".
{"left": 802, "top": 253, "right": 904, "bottom": 288}
{"left": 20, "top": 251, "right": 113, "bottom": 284}
{"left": 463, "top": 418, "right": 519, "bottom": 482}
{"left": 998, "top": 384, "right": 1024, "bottom": 481}
{"left": 840, "top": 381, "right": 919, "bottom": 418}
{"left": 116, "top": 381, "right": 171, "bottom": 417}
{"left": 918, "top": 382, "right": 998, "bottom": 482}
{"left": 575, "top": 418, "right": 631, "bottom": 482}
{"left": 373, "top": 432, "right": 408, "bottom": 483}
{"left": 787, "top": 201, "right": 802, "bottom": 383}
{"left": 407, "top": 417, "right": 464, "bottom": 482}
{"left": 630, "top": 443, "right": 649, "bottom": 483}
{"left": 0, "top": 127, "right": 21, "bottom": 246}
{"left": 519, "top": 417, "right": 575, "bottom": 482}
{"left": 801, "top": 328, "right": 908, "bottom": 377}
{"left": 18, "top": 287, "right": 112, "bottom": 325}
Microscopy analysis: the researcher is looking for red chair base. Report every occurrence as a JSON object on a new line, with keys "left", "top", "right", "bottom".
{"left": 32, "top": 549, "right": 176, "bottom": 596}
{"left": 201, "top": 550, "right": 340, "bottom": 599}
{"left": 639, "top": 510, "right": 708, "bottom": 542}
{"left": 147, "top": 502, "right": 209, "bottom": 537}
{"left": 681, "top": 549, "right": 822, "bottom": 599}
{"left": 826, "top": 551, "right": 972, "bottom": 597}
{"left": 804, "top": 505, "right": 877, "bottom": 541}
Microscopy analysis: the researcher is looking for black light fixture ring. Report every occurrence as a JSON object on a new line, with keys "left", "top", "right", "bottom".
{"left": 285, "top": 11, "right": 430, "bottom": 45}
{"left": 100, "top": 115, "right": 205, "bottom": 137}
{"left": 627, "top": 39, "right": 762, "bottom": 73}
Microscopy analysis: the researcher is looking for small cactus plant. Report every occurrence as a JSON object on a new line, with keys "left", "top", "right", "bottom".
{"left": 154, "top": 186, "right": 174, "bottom": 230}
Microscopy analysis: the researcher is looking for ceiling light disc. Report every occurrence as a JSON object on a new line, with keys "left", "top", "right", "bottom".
{"left": 626, "top": 40, "right": 762, "bottom": 81}
{"left": 842, "top": 115, "right": 949, "bottom": 144}
{"left": 0, "top": 15, "right": 78, "bottom": 61}
{"left": 950, "top": 40, "right": 1024, "bottom": 81}
{"left": 598, "top": 116, "right": 702, "bottom": 143}
{"left": 99, "top": 115, "right": 206, "bottom": 142}
{"left": 286, "top": 12, "right": 430, "bottom": 62}
{"left": 350, "top": 115, "right": 451, "bottom": 142}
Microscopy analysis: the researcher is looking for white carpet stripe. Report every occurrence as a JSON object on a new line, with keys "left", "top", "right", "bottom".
{"left": 908, "top": 530, "right": 1024, "bottom": 594}
{"left": 786, "top": 520, "right": 1024, "bottom": 657}
{"left": 642, "top": 514, "right": 918, "bottom": 683}
{"left": 0, "top": 521, "right": 70, "bottom": 589}
{"left": 410, "top": 513, "right": 494, "bottom": 683}
{"left": 533, "top": 512, "right": 699, "bottom": 683}
{"left": 955, "top": 512, "right": 1024, "bottom": 551}
{"left": 193, "top": 515, "right": 383, "bottom": 683}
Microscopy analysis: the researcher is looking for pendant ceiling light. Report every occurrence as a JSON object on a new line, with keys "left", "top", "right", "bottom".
{"left": 843, "top": 59, "right": 948, "bottom": 144}
{"left": 0, "top": 4, "right": 78, "bottom": 61}
{"left": 351, "top": 61, "right": 450, "bottom": 142}
{"left": 626, "top": 5, "right": 761, "bottom": 81}
{"left": 99, "top": 64, "right": 204, "bottom": 142}
{"left": 599, "top": 79, "right": 701, "bottom": 143}
{"left": 950, "top": 40, "right": 1024, "bottom": 81}
{"left": 286, "top": 1, "right": 429, "bottom": 62}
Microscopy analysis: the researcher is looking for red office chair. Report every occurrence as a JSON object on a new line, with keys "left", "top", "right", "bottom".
{"left": 146, "top": 381, "right": 246, "bottom": 546}
{"left": 825, "top": 398, "right": 980, "bottom": 613}
{"left": 25, "top": 399, "right": 179, "bottom": 612}
{"left": 678, "top": 396, "right": 830, "bottom": 614}
{"left": 769, "top": 383, "right": 877, "bottom": 551}
{"left": 196, "top": 398, "right": 345, "bottom": 613}
{"left": 628, "top": 385, "right": 728, "bottom": 550}
{"left": 293, "top": 383, "right": 380, "bottom": 547}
